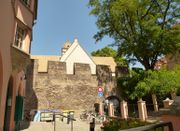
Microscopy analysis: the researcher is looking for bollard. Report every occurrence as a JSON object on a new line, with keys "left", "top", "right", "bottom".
{"left": 53, "top": 113, "right": 56, "bottom": 131}
{"left": 67, "top": 112, "right": 70, "bottom": 124}
{"left": 90, "top": 118, "right": 95, "bottom": 131}
{"left": 70, "top": 112, "right": 74, "bottom": 131}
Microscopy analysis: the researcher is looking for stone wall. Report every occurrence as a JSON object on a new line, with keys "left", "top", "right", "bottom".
{"left": 24, "top": 62, "right": 38, "bottom": 120}
{"left": 26, "top": 60, "right": 116, "bottom": 111}
{"left": 11, "top": 47, "right": 31, "bottom": 73}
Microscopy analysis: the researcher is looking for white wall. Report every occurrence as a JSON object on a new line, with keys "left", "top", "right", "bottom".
{"left": 61, "top": 41, "right": 96, "bottom": 74}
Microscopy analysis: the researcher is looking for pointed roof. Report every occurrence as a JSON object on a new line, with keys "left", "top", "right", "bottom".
{"left": 60, "top": 38, "right": 95, "bottom": 64}
{"left": 60, "top": 38, "right": 79, "bottom": 61}
{"left": 60, "top": 38, "right": 96, "bottom": 74}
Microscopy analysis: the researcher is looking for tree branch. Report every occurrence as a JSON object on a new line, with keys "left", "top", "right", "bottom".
{"left": 161, "top": 0, "right": 171, "bottom": 29}
{"left": 141, "top": 3, "right": 153, "bottom": 20}
{"left": 151, "top": 0, "right": 163, "bottom": 14}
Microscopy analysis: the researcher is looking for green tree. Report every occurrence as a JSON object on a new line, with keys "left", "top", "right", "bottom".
{"left": 91, "top": 47, "right": 128, "bottom": 66}
{"left": 89, "top": 0, "right": 180, "bottom": 70}
{"left": 131, "top": 67, "right": 180, "bottom": 108}
{"left": 117, "top": 70, "right": 145, "bottom": 100}
{"left": 91, "top": 47, "right": 117, "bottom": 57}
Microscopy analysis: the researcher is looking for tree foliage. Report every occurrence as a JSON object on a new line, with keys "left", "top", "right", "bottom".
{"left": 131, "top": 66, "right": 180, "bottom": 99}
{"left": 91, "top": 46, "right": 117, "bottom": 57}
{"left": 117, "top": 70, "right": 145, "bottom": 100}
{"left": 89, "top": 0, "right": 180, "bottom": 70}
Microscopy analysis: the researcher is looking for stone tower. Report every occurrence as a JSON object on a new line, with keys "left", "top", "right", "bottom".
{"left": 61, "top": 40, "right": 71, "bottom": 55}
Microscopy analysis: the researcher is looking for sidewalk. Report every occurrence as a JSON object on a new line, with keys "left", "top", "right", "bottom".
{"left": 20, "top": 113, "right": 102, "bottom": 131}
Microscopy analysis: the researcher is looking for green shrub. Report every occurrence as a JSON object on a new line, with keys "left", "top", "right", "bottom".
{"left": 102, "top": 119, "right": 153, "bottom": 131}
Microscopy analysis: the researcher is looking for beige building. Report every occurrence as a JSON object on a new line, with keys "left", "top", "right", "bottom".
{"left": 32, "top": 38, "right": 117, "bottom": 76}
{"left": 0, "top": 0, "right": 37, "bottom": 130}
{"left": 91, "top": 56, "right": 117, "bottom": 76}
{"left": 154, "top": 23, "right": 180, "bottom": 70}
{"left": 29, "top": 39, "right": 117, "bottom": 111}
{"left": 154, "top": 53, "right": 180, "bottom": 70}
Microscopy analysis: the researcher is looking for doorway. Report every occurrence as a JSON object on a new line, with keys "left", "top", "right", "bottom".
{"left": 4, "top": 76, "right": 13, "bottom": 131}
{"left": 105, "top": 96, "right": 121, "bottom": 116}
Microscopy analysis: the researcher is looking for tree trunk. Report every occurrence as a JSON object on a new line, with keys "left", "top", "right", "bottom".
{"left": 141, "top": 60, "right": 155, "bottom": 71}
{"left": 152, "top": 94, "right": 158, "bottom": 112}
{"left": 138, "top": 97, "right": 143, "bottom": 101}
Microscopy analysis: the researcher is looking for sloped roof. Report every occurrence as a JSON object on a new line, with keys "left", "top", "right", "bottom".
{"left": 60, "top": 39, "right": 95, "bottom": 64}
{"left": 60, "top": 39, "right": 96, "bottom": 74}
{"left": 91, "top": 56, "right": 117, "bottom": 72}
{"left": 60, "top": 39, "right": 79, "bottom": 61}
{"left": 31, "top": 55, "right": 60, "bottom": 72}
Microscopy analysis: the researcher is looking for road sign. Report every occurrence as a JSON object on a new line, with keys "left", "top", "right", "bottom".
{"left": 98, "top": 87, "right": 103, "bottom": 92}
{"left": 98, "top": 92, "right": 103, "bottom": 97}
{"left": 98, "top": 86, "right": 103, "bottom": 97}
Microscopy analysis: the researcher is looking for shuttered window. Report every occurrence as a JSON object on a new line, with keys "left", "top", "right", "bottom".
{"left": 14, "top": 96, "right": 24, "bottom": 121}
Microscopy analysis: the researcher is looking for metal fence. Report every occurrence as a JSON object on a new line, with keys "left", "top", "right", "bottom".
{"left": 40, "top": 111, "right": 76, "bottom": 131}
{"left": 127, "top": 104, "right": 139, "bottom": 118}
{"left": 127, "top": 103, "right": 165, "bottom": 118}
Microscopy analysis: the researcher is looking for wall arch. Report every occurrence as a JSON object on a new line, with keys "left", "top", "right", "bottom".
{"left": 4, "top": 76, "right": 13, "bottom": 131}
{"left": 105, "top": 95, "right": 121, "bottom": 116}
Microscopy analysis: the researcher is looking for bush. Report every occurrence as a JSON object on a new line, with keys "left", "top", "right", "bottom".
{"left": 102, "top": 119, "right": 152, "bottom": 131}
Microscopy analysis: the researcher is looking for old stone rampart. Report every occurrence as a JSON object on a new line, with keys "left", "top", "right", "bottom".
{"left": 27, "top": 60, "right": 115, "bottom": 111}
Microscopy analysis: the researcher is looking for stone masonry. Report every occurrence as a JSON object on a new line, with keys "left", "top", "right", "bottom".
{"left": 25, "top": 60, "right": 115, "bottom": 112}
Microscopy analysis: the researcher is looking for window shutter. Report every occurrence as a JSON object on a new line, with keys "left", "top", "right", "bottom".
{"left": 14, "top": 96, "right": 24, "bottom": 121}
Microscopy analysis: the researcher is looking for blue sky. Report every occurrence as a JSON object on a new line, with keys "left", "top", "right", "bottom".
{"left": 31, "top": 0, "right": 114, "bottom": 56}
{"left": 31, "top": 0, "right": 143, "bottom": 68}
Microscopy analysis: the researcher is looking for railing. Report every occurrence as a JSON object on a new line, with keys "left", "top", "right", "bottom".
{"left": 119, "top": 122, "right": 173, "bottom": 131}
{"left": 127, "top": 103, "right": 165, "bottom": 118}
{"left": 40, "top": 111, "right": 76, "bottom": 131}
{"left": 127, "top": 104, "right": 139, "bottom": 118}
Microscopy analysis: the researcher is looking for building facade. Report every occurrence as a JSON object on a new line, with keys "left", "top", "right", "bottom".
{"left": 27, "top": 39, "right": 117, "bottom": 114}
{"left": 60, "top": 39, "right": 97, "bottom": 74}
{"left": 0, "top": 0, "right": 37, "bottom": 130}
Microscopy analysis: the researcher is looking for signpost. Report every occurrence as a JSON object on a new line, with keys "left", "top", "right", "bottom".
{"left": 98, "top": 86, "right": 103, "bottom": 97}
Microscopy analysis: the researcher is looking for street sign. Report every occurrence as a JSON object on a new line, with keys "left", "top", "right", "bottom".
{"left": 98, "top": 87, "right": 103, "bottom": 92}
{"left": 98, "top": 86, "right": 103, "bottom": 97}
{"left": 98, "top": 92, "right": 103, "bottom": 97}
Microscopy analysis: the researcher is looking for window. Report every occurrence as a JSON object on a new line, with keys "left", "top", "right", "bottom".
{"left": 14, "top": 25, "right": 26, "bottom": 49}
{"left": 21, "top": 0, "right": 31, "bottom": 7}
